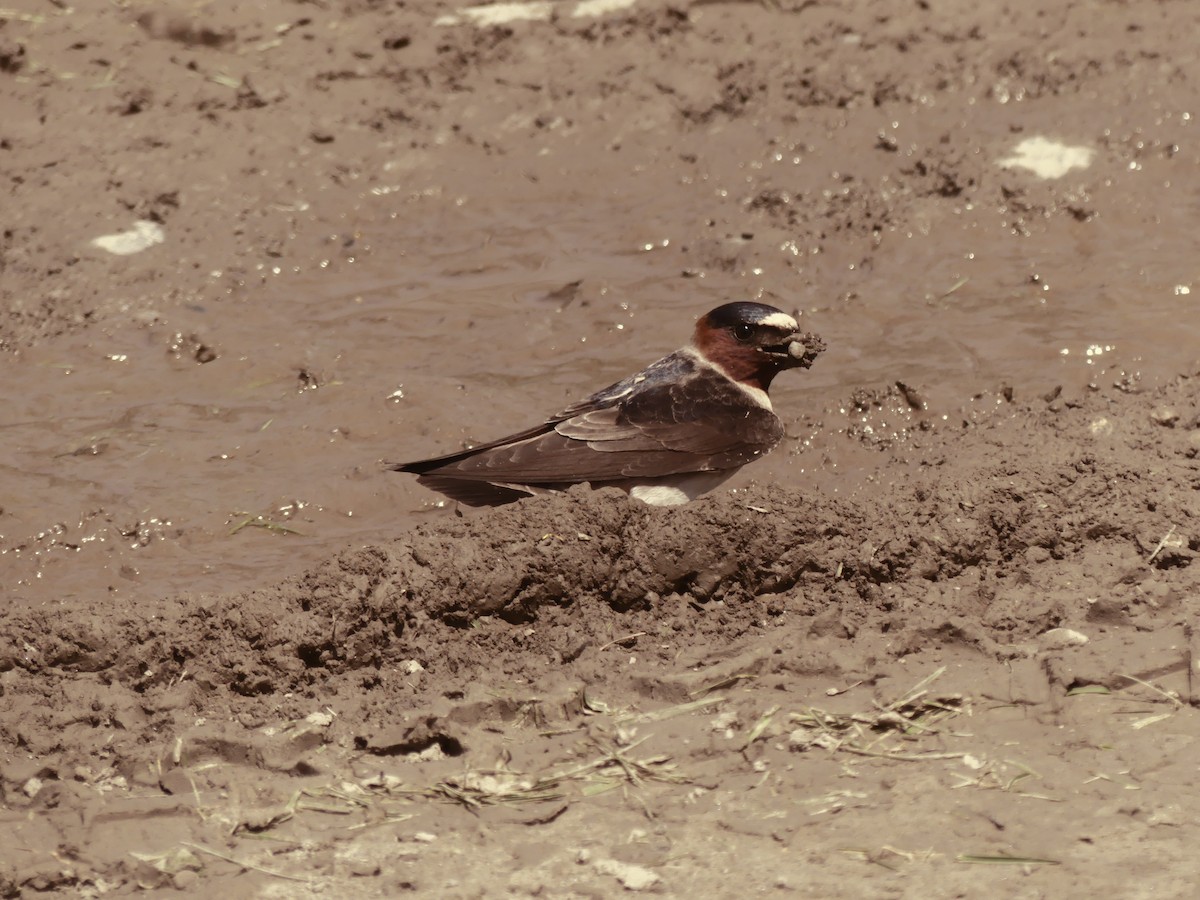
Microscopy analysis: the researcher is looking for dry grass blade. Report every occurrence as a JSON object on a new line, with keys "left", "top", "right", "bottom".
{"left": 229, "top": 511, "right": 303, "bottom": 536}
{"left": 295, "top": 784, "right": 416, "bottom": 827}
{"left": 956, "top": 854, "right": 1061, "bottom": 866}
{"left": 1130, "top": 711, "right": 1175, "bottom": 730}
{"left": 0, "top": 9, "right": 46, "bottom": 23}
{"left": 839, "top": 846, "right": 919, "bottom": 870}
{"left": 941, "top": 275, "right": 970, "bottom": 297}
{"left": 884, "top": 665, "right": 948, "bottom": 711}
{"left": 598, "top": 631, "right": 648, "bottom": 651}
{"left": 438, "top": 781, "right": 562, "bottom": 808}
{"left": 1147, "top": 524, "right": 1176, "bottom": 564}
{"left": 424, "top": 735, "right": 691, "bottom": 810}
{"left": 1068, "top": 673, "right": 1184, "bottom": 729}
{"left": 1117, "top": 673, "right": 1183, "bottom": 708}
{"left": 789, "top": 667, "right": 967, "bottom": 759}
{"left": 841, "top": 746, "right": 967, "bottom": 762}
{"left": 618, "top": 695, "right": 726, "bottom": 724}
{"left": 297, "top": 787, "right": 366, "bottom": 814}
{"left": 690, "top": 674, "right": 755, "bottom": 696}
{"left": 550, "top": 736, "right": 689, "bottom": 788}
{"left": 180, "top": 841, "right": 314, "bottom": 883}
{"left": 743, "top": 705, "right": 779, "bottom": 749}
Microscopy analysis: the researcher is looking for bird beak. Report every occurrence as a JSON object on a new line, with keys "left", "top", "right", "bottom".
{"left": 764, "top": 332, "right": 825, "bottom": 369}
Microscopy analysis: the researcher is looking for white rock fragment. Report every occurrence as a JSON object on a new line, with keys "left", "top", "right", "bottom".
{"left": 90, "top": 219, "right": 166, "bottom": 256}
{"left": 461, "top": 771, "right": 534, "bottom": 795}
{"left": 787, "top": 728, "right": 812, "bottom": 751}
{"left": 710, "top": 710, "right": 739, "bottom": 739}
{"left": 999, "top": 136, "right": 1094, "bottom": 179}
{"left": 1039, "top": 627, "right": 1089, "bottom": 650}
{"left": 788, "top": 727, "right": 839, "bottom": 752}
{"left": 593, "top": 857, "right": 660, "bottom": 892}
{"left": 572, "top": 0, "right": 638, "bottom": 18}
{"left": 305, "top": 710, "right": 335, "bottom": 727}
{"left": 436, "top": 0, "right": 636, "bottom": 26}
{"left": 1147, "top": 805, "right": 1186, "bottom": 827}
{"left": 1150, "top": 406, "right": 1180, "bottom": 427}
{"left": 435, "top": 1, "right": 552, "bottom": 26}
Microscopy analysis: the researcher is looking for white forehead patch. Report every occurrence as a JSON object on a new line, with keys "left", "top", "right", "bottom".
{"left": 758, "top": 311, "right": 798, "bottom": 330}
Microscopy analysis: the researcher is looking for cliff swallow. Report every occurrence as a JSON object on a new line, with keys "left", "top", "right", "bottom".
{"left": 391, "top": 302, "right": 825, "bottom": 507}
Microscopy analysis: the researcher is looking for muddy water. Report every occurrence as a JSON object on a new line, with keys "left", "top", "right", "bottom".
{"left": 4, "top": 128, "right": 1197, "bottom": 608}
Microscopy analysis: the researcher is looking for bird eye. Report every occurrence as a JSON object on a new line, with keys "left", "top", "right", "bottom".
{"left": 732, "top": 323, "right": 754, "bottom": 342}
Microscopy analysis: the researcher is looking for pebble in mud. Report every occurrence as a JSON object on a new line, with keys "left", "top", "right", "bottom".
{"left": 1150, "top": 405, "right": 1180, "bottom": 426}
{"left": 1038, "top": 628, "right": 1090, "bottom": 650}
{"left": 173, "top": 871, "right": 199, "bottom": 890}
{"left": 591, "top": 857, "right": 660, "bottom": 892}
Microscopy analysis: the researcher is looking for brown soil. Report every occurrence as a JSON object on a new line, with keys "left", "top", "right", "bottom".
{"left": 3, "top": 0, "right": 1200, "bottom": 896}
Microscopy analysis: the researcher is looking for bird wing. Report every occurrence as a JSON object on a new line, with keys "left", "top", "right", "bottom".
{"left": 392, "top": 352, "right": 784, "bottom": 485}
{"left": 578, "top": 370, "right": 781, "bottom": 470}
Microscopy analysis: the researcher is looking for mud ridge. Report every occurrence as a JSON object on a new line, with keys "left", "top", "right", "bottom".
{"left": 6, "top": 377, "right": 1197, "bottom": 707}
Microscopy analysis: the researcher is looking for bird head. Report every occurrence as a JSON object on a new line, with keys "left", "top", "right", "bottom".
{"left": 692, "top": 301, "right": 825, "bottom": 391}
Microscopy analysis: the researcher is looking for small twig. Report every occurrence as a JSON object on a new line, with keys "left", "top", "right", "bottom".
{"left": 886, "top": 666, "right": 947, "bottom": 711}
{"left": 180, "top": 841, "right": 313, "bottom": 883}
{"left": 689, "top": 674, "right": 755, "bottom": 697}
{"left": 611, "top": 751, "right": 641, "bottom": 786}
{"left": 549, "top": 736, "right": 655, "bottom": 782}
{"left": 619, "top": 695, "right": 726, "bottom": 724}
{"left": 598, "top": 632, "right": 647, "bottom": 652}
{"left": 296, "top": 801, "right": 355, "bottom": 816}
{"left": 743, "top": 705, "right": 780, "bottom": 750}
{"left": 1116, "top": 673, "right": 1183, "bottom": 708}
{"left": 941, "top": 276, "right": 970, "bottom": 298}
{"left": 841, "top": 747, "right": 968, "bottom": 762}
{"left": 1148, "top": 525, "right": 1176, "bottom": 565}
{"left": 1184, "top": 622, "right": 1195, "bottom": 707}
{"left": 229, "top": 513, "right": 302, "bottom": 536}
{"left": 957, "top": 854, "right": 1060, "bottom": 866}
{"left": 0, "top": 9, "right": 46, "bottom": 22}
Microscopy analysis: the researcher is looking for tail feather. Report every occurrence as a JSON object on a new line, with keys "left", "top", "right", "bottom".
{"left": 413, "top": 475, "right": 536, "bottom": 507}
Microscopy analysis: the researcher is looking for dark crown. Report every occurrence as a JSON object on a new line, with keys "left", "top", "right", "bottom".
{"left": 703, "top": 302, "right": 789, "bottom": 328}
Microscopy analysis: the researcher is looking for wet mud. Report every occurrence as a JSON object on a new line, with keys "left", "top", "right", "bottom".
{"left": 2, "top": 0, "right": 1200, "bottom": 896}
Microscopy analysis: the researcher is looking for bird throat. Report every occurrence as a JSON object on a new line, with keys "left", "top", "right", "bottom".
{"left": 693, "top": 335, "right": 782, "bottom": 392}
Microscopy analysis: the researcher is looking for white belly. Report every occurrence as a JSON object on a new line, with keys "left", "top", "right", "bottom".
{"left": 628, "top": 470, "right": 737, "bottom": 506}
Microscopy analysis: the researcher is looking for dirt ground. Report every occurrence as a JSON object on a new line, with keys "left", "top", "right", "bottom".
{"left": 3, "top": 0, "right": 1200, "bottom": 896}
